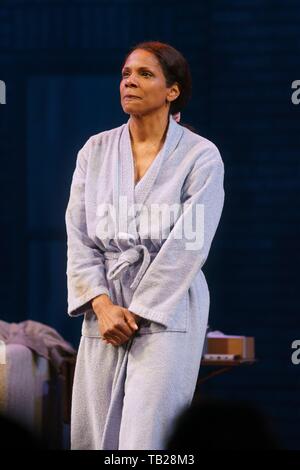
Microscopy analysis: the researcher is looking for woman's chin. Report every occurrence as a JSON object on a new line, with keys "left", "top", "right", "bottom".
{"left": 122, "top": 105, "right": 145, "bottom": 117}
{"left": 123, "top": 103, "right": 142, "bottom": 112}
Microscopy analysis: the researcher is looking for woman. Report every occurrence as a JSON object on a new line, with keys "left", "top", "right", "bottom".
{"left": 65, "top": 41, "right": 225, "bottom": 450}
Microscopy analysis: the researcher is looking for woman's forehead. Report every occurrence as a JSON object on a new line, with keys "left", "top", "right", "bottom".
{"left": 123, "top": 50, "right": 160, "bottom": 70}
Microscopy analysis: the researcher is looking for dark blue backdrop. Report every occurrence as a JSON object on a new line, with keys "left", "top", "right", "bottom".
{"left": 0, "top": 0, "right": 299, "bottom": 450}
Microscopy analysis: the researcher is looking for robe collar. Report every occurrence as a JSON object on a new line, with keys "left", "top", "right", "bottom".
{"left": 114, "top": 114, "right": 184, "bottom": 244}
{"left": 121, "top": 113, "right": 184, "bottom": 205}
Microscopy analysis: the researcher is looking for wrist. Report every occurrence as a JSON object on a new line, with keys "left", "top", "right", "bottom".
{"left": 91, "top": 294, "right": 113, "bottom": 313}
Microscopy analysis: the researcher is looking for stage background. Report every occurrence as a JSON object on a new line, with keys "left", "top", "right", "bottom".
{"left": 0, "top": 0, "right": 299, "bottom": 450}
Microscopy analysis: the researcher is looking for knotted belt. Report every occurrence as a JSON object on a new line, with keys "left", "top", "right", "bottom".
{"left": 104, "top": 245, "right": 155, "bottom": 290}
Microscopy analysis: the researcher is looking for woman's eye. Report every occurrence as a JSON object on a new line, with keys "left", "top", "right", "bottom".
{"left": 122, "top": 72, "right": 151, "bottom": 78}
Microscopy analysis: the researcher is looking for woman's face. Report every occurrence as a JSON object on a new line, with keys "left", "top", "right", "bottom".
{"left": 120, "top": 49, "right": 179, "bottom": 117}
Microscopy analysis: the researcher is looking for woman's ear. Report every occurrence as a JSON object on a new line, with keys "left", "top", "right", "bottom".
{"left": 167, "top": 83, "right": 180, "bottom": 103}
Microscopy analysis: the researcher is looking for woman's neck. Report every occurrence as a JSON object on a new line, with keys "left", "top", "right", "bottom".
{"left": 128, "top": 110, "right": 170, "bottom": 146}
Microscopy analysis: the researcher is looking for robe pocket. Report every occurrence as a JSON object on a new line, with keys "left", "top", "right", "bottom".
{"left": 136, "top": 291, "right": 189, "bottom": 335}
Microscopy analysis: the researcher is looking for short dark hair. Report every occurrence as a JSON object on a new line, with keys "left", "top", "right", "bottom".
{"left": 122, "top": 41, "right": 192, "bottom": 116}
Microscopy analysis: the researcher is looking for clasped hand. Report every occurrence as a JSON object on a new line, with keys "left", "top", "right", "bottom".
{"left": 92, "top": 297, "right": 142, "bottom": 347}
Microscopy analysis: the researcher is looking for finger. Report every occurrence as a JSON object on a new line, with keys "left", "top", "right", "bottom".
{"left": 103, "top": 336, "right": 119, "bottom": 346}
{"left": 106, "top": 336, "right": 128, "bottom": 347}
{"left": 104, "top": 332, "right": 125, "bottom": 345}
{"left": 112, "top": 328, "right": 134, "bottom": 343}
{"left": 100, "top": 336, "right": 113, "bottom": 345}
{"left": 106, "top": 339, "right": 118, "bottom": 346}
{"left": 106, "top": 330, "right": 133, "bottom": 346}
{"left": 102, "top": 337, "right": 111, "bottom": 344}
{"left": 99, "top": 321, "right": 127, "bottom": 344}
{"left": 104, "top": 331, "right": 119, "bottom": 341}
{"left": 110, "top": 318, "right": 136, "bottom": 341}
{"left": 124, "top": 311, "right": 139, "bottom": 332}
{"left": 115, "top": 322, "right": 136, "bottom": 339}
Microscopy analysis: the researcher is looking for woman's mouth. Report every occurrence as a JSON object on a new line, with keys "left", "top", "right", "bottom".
{"left": 124, "top": 96, "right": 141, "bottom": 100}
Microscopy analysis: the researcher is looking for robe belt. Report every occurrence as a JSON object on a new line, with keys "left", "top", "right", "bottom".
{"left": 104, "top": 246, "right": 156, "bottom": 290}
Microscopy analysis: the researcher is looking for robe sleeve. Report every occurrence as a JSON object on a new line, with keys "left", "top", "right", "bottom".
{"left": 128, "top": 142, "right": 225, "bottom": 328}
{"left": 65, "top": 140, "right": 110, "bottom": 317}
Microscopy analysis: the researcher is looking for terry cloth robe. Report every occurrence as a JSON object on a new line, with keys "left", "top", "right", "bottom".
{"left": 65, "top": 113, "right": 225, "bottom": 450}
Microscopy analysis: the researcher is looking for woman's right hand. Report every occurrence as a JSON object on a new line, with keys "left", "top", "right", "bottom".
{"left": 91, "top": 295, "right": 139, "bottom": 346}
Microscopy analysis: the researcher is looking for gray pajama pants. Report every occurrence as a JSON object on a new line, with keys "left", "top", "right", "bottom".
{"left": 70, "top": 282, "right": 209, "bottom": 450}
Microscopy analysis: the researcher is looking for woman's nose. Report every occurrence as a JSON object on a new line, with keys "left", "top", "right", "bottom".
{"left": 125, "top": 75, "right": 139, "bottom": 86}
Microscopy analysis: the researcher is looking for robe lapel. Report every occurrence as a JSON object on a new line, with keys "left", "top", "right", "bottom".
{"left": 116, "top": 114, "right": 184, "bottom": 243}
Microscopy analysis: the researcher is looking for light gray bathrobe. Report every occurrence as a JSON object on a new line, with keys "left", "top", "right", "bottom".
{"left": 65, "top": 114, "right": 225, "bottom": 450}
